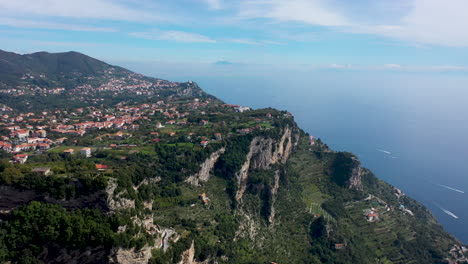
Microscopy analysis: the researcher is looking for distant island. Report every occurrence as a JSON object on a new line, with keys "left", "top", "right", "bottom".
{"left": 0, "top": 49, "right": 466, "bottom": 264}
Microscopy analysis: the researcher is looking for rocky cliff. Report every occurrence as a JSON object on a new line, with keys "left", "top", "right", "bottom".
{"left": 347, "top": 157, "right": 363, "bottom": 190}
{"left": 235, "top": 126, "right": 298, "bottom": 201}
{"left": 186, "top": 147, "right": 226, "bottom": 186}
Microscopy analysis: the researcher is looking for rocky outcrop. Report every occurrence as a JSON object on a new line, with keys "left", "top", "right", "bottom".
{"left": 178, "top": 241, "right": 217, "bottom": 264}
{"left": 106, "top": 179, "right": 135, "bottom": 211}
{"left": 178, "top": 240, "right": 196, "bottom": 264}
{"left": 236, "top": 127, "right": 297, "bottom": 201}
{"left": 186, "top": 148, "right": 226, "bottom": 186}
{"left": 111, "top": 215, "right": 178, "bottom": 264}
{"left": 161, "top": 228, "right": 178, "bottom": 252}
{"left": 235, "top": 207, "right": 261, "bottom": 241}
{"left": 347, "top": 157, "right": 363, "bottom": 190}
{"left": 236, "top": 170, "right": 281, "bottom": 239}
{"left": 111, "top": 246, "right": 154, "bottom": 264}
{"left": 448, "top": 245, "right": 468, "bottom": 263}
{"left": 234, "top": 127, "right": 298, "bottom": 241}
{"left": 176, "top": 81, "right": 206, "bottom": 97}
{"left": 135, "top": 177, "right": 161, "bottom": 190}
{"left": 268, "top": 170, "right": 281, "bottom": 224}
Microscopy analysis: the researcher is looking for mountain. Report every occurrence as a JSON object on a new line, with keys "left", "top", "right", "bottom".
{"left": 0, "top": 50, "right": 126, "bottom": 87}
{"left": 0, "top": 50, "right": 466, "bottom": 264}
{"left": 0, "top": 50, "right": 208, "bottom": 112}
{"left": 0, "top": 50, "right": 117, "bottom": 75}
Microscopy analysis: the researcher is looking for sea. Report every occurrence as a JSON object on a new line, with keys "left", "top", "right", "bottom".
{"left": 124, "top": 62, "right": 468, "bottom": 243}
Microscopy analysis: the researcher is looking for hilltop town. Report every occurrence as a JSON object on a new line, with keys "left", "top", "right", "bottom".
{"left": 0, "top": 93, "right": 289, "bottom": 173}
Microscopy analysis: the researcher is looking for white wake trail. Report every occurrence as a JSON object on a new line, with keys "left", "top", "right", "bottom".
{"left": 377, "top": 149, "right": 391, "bottom": 155}
{"left": 433, "top": 202, "right": 459, "bottom": 219}
{"left": 437, "top": 184, "right": 465, "bottom": 194}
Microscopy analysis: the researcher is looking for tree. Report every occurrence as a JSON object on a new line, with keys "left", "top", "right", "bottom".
{"left": 2, "top": 167, "right": 23, "bottom": 184}
{"left": 0, "top": 159, "right": 11, "bottom": 172}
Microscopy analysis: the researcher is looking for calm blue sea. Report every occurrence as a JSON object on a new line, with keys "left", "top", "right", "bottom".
{"left": 123, "top": 61, "right": 468, "bottom": 243}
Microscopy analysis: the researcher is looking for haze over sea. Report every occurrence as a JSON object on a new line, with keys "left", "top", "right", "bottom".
{"left": 125, "top": 63, "right": 468, "bottom": 243}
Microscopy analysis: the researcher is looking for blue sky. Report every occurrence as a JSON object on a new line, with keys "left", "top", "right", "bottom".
{"left": 1, "top": 0, "right": 468, "bottom": 76}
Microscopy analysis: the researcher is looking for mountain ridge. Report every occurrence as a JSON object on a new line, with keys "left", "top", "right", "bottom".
{"left": 0, "top": 49, "right": 125, "bottom": 78}
{"left": 0, "top": 49, "right": 210, "bottom": 112}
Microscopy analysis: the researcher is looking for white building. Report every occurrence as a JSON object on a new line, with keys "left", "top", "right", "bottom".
{"left": 80, "top": 147, "right": 91, "bottom": 158}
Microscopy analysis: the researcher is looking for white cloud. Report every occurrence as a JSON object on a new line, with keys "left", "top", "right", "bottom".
{"left": 129, "top": 30, "right": 216, "bottom": 43}
{"left": 1, "top": 0, "right": 468, "bottom": 48}
{"left": 28, "top": 40, "right": 96, "bottom": 47}
{"left": 379, "top": 64, "right": 468, "bottom": 72}
{"left": 225, "top": 38, "right": 283, "bottom": 45}
{"left": 202, "top": 0, "right": 223, "bottom": 10}
{"left": 396, "top": 0, "right": 468, "bottom": 46}
{"left": 129, "top": 33, "right": 283, "bottom": 45}
{"left": 238, "top": 0, "right": 349, "bottom": 27}
{"left": 235, "top": 0, "right": 468, "bottom": 47}
{"left": 384, "top": 64, "right": 402, "bottom": 69}
{"left": 312, "top": 63, "right": 468, "bottom": 72}
{"left": 362, "top": 1, "right": 468, "bottom": 47}
{"left": 0, "top": 0, "right": 163, "bottom": 22}
{"left": 431, "top": 65, "right": 468, "bottom": 71}
{"left": 328, "top": 64, "right": 350, "bottom": 69}
{"left": 227, "top": 39, "right": 262, "bottom": 45}
{"left": 353, "top": 0, "right": 468, "bottom": 46}
{"left": 0, "top": 17, "right": 117, "bottom": 32}
{"left": 261, "top": 40, "right": 285, "bottom": 45}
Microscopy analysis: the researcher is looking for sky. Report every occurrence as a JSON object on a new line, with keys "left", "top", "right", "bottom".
{"left": 1, "top": 0, "right": 468, "bottom": 78}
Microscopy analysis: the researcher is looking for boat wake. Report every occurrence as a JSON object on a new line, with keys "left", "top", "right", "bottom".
{"left": 437, "top": 184, "right": 464, "bottom": 194}
{"left": 377, "top": 149, "right": 391, "bottom": 155}
{"left": 433, "top": 202, "right": 459, "bottom": 219}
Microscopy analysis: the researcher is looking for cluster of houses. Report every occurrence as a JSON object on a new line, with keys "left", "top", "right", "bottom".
{"left": 72, "top": 72, "right": 186, "bottom": 98}
{"left": 200, "top": 193, "right": 210, "bottom": 204}
{"left": 398, "top": 204, "right": 414, "bottom": 216}
{"left": 0, "top": 89, "right": 279, "bottom": 165}
{"left": 1, "top": 126, "right": 51, "bottom": 153}
{"left": 309, "top": 135, "right": 316, "bottom": 146}
{"left": 222, "top": 104, "right": 251, "bottom": 113}
{"left": 11, "top": 146, "right": 93, "bottom": 165}
{"left": 6, "top": 70, "right": 187, "bottom": 98}
{"left": 0, "top": 100, "right": 174, "bottom": 155}
{"left": 364, "top": 208, "right": 380, "bottom": 222}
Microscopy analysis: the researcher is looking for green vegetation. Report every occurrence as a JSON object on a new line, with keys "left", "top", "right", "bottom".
{"left": 0, "top": 113, "right": 461, "bottom": 263}
{"left": 0, "top": 50, "right": 463, "bottom": 264}
{"left": 214, "top": 134, "right": 253, "bottom": 206}
{"left": 0, "top": 201, "right": 116, "bottom": 263}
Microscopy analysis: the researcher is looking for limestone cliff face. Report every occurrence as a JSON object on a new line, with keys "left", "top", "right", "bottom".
{"left": 178, "top": 240, "right": 215, "bottom": 264}
{"left": 268, "top": 170, "right": 281, "bottom": 224}
{"left": 176, "top": 81, "right": 207, "bottom": 98}
{"left": 236, "top": 127, "right": 298, "bottom": 201}
{"left": 234, "top": 127, "right": 299, "bottom": 241}
{"left": 347, "top": 157, "right": 363, "bottom": 190}
{"left": 106, "top": 179, "right": 135, "bottom": 211}
{"left": 186, "top": 147, "right": 226, "bottom": 186}
{"left": 110, "top": 218, "right": 179, "bottom": 264}
{"left": 178, "top": 241, "right": 196, "bottom": 264}
{"left": 111, "top": 246, "right": 155, "bottom": 264}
